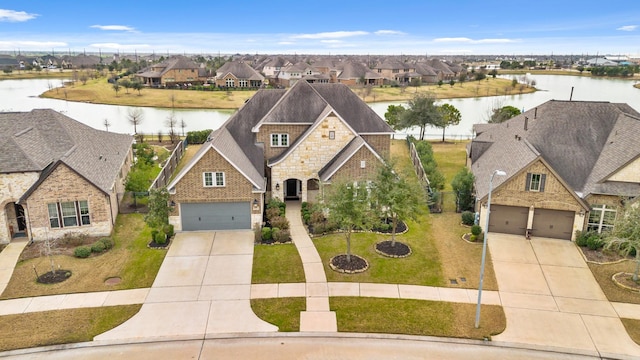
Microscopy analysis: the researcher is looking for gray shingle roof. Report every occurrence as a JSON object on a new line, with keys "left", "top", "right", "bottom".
{"left": 471, "top": 100, "right": 640, "bottom": 200}
{"left": 0, "top": 109, "right": 133, "bottom": 193}
{"left": 216, "top": 61, "right": 265, "bottom": 81}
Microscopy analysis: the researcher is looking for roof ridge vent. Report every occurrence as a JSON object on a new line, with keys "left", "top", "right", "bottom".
{"left": 14, "top": 127, "right": 34, "bottom": 137}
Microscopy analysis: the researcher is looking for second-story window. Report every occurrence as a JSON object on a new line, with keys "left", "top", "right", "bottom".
{"left": 271, "top": 133, "right": 289, "bottom": 147}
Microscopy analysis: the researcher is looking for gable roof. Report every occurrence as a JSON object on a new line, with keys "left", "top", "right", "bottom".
{"left": 216, "top": 61, "right": 265, "bottom": 81}
{"left": 471, "top": 100, "right": 640, "bottom": 199}
{"left": 0, "top": 109, "right": 133, "bottom": 193}
{"left": 318, "top": 136, "right": 384, "bottom": 182}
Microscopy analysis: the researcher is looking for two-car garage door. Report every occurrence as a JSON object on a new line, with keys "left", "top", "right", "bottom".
{"left": 181, "top": 202, "right": 251, "bottom": 231}
{"left": 488, "top": 205, "right": 574, "bottom": 240}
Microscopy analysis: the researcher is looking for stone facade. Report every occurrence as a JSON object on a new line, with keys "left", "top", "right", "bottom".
{"left": 24, "top": 163, "right": 113, "bottom": 241}
{"left": 0, "top": 172, "right": 40, "bottom": 244}
{"left": 608, "top": 156, "right": 640, "bottom": 182}
{"left": 270, "top": 114, "right": 355, "bottom": 202}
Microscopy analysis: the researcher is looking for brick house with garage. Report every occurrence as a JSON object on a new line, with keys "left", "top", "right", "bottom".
{"left": 167, "top": 81, "right": 394, "bottom": 231}
{"left": 468, "top": 100, "right": 640, "bottom": 240}
{"left": 0, "top": 109, "right": 133, "bottom": 244}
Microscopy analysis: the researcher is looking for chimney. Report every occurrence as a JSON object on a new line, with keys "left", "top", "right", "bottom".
{"left": 524, "top": 117, "right": 528, "bottom": 131}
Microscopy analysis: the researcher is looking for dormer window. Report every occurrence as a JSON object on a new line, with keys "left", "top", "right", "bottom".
{"left": 271, "top": 133, "right": 289, "bottom": 147}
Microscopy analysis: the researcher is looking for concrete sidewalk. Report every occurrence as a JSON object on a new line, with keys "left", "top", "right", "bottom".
{"left": 285, "top": 201, "right": 337, "bottom": 332}
{"left": 0, "top": 240, "right": 28, "bottom": 295}
{"left": 94, "top": 231, "right": 277, "bottom": 343}
{"left": 489, "top": 234, "right": 640, "bottom": 359}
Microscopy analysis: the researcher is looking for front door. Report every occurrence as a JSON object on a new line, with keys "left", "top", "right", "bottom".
{"left": 14, "top": 204, "right": 26, "bottom": 231}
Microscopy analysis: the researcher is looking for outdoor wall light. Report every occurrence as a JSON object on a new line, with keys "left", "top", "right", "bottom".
{"left": 275, "top": 183, "right": 280, "bottom": 191}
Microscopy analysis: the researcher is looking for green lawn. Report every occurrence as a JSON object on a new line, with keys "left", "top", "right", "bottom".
{"left": 250, "top": 298, "right": 305, "bottom": 331}
{"left": 252, "top": 243, "right": 306, "bottom": 284}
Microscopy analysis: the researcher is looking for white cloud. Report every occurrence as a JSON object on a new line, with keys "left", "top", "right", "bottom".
{"left": 617, "top": 25, "right": 637, "bottom": 31}
{"left": 278, "top": 41, "right": 295, "bottom": 45}
{"left": 433, "top": 37, "right": 516, "bottom": 44}
{"left": 0, "top": 40, "right": 67, "bottom": 50}
{"left": 291, "top": 31, "right": 368, "bottom": 39}
{"left": 375, "top": 30, "right": 405, "bottom": 35}
{"left": 90, "top": 25, "right": 136, "bottom": 32}
{"left": 89, "top": 43, "right": 150, "bottom": 50}
{"left": 0, "top": 9, "right": 38, "bottom": 22}
{"left": 320, "top": 40, "right": 343, "bottom": 44}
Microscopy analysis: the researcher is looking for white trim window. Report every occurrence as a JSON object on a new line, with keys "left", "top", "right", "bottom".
{"left": 587, "top": 204, "right": 617, "bottom": 233}
{"left": 48, "top": 200, "right": 91, "bottom": 228}
{"left": 526, "top": 173, "right": 546, "bottom": 192}
{"left": 270, "top": 133, "right": 289, "bottom": 147}
{"left": 203, "top": 171, "right": 225, "bottom": 187}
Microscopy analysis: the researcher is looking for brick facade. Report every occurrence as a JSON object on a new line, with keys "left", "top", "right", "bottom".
{"left": 256, "top": 124, "right": 311, "bottom": 160}
{"left": 161, "top": 68, "right": 201, "bottom": 84}
{"left": 25, "top": 163, "right": 113, "bottom": 241}
{"left": 331, "top": 147, "right": 381, "bottom": 182}
{"left": 361, "top": 135, "right": 391, "bottom": 159}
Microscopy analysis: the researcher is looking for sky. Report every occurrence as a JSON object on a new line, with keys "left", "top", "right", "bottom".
{"left": 1, "top": 1, "right": 640, "bottom": 56}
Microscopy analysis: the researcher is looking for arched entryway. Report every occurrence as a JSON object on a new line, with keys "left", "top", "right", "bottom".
{"left": 4, "top": 202, "right": 28, "bottom": 240}
{"left": 284, "top": 178, "right": 302, "bottom": 201}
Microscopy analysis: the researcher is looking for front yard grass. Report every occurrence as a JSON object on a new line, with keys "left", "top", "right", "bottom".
{"left": 0, "top": 305, "right": 140, "bottom": 352}
{"left": 1, "top": 213, "right": 166, "bottom": 299}
{"left": 250, "top": 298, "right": 305, "bottom": 331}
{"left": 588, "top": 260, "right": 640, "bottom": 305}
{"left": 252, "top": 243, "right": 305, "bottom": 284}
{"left": 622, "top": 319, "right": 640, "bottom": 345}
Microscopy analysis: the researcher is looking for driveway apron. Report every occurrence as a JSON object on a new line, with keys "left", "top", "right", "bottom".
{"left": 94, "top": 231, "right": 277, "bottom": 343}
{"left": 489, "top": 233, "right": 640, "bottom": 358}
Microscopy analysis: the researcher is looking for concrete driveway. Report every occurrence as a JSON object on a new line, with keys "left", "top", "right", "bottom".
{"left": 488, "top": 233, "right": 640, "bottom": 358}
{"left": 94, "top": 231, "right": 277, "bottom": 343}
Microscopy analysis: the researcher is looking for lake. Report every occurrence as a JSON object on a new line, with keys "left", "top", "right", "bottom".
{"left": 1, "top": 75, "right": 638, "bottom": 140}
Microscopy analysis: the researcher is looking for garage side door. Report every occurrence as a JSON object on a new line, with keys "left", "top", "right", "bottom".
{"left": 488, "top": 205, "right": 529, "bottom": 235}
{"left": 181, "top": 202, "right": 251, "bottom": 231}
{"left": 532, "top": 208, "right": 574, "bottom": 240}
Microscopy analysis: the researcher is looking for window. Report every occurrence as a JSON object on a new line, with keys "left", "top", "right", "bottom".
{"left": 270, "top": 133, "right": 289, "bottom": 147}
{"left": 203, "top": 172, "right": 225, "bottom": 187}
{"left": 47, "top": 201, "right": 90, "bottom": 228}
{"left": 588, "top": 204, "right": 617, "bottom": 233}
{"left": 329, "top": 131, "right": 335, "bottom": 140}
{"left": 238, "top": 79, "right": 248, "bottom": 87}
{"left": 360, "top": 160, "right": 366, "bottom": 168}
{"left": 525, "top": 173, "right": 546, "bottom": 192}
{"left": 226, "top": 78, "right": 235, "bottom": 87}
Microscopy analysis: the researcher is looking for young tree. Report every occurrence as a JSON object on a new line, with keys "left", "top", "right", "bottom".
{"left": 325, "top": 180, "right": 374, "bottom": 262}
{"left": 371, "top": 160, "right": 422, "bottom": 245}
{"left": 145, "top": 188, "right": 170, "bottom": 229}
{"left": 604, "top": 204, "right": 640, "bottom": 281}
{"left": 166, "top": 112, "right": 178, "bottom": 143}
{"left": 451, "top": 167, "right": 476, "bottom": 212}
{"left": 435, "top": 103, "right": 461, "bottom": 142}
{"left": 399, "top": 93, "right": 442, "bottom": 140}
{"left": 179, "top": 118, "right": 188, "bottom": 137}
{"left": 112, "top": 83, "right": 121, "bottom": 96}
{"left": 489, "top": 105, "right": 521, "bottom": 123}
{"left": 120, "top": 79, "right": 132, "bottom": 94}
{"left": 127, "top": 107, "right": 145, "bottom": 134}
{"left": 132, "top": 81, "right": 143, "bottom": 95}
{"left": 384, "top": 104, "right": 406, "bottom": 139}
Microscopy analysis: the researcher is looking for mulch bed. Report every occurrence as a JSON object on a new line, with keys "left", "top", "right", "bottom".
{"left": 373, "top": 219, "right": 408, "bottom": 234}
{"left": 329, "top": 254, "right": 369, "bottom": 274}
{"left": 613, "top": 272, "right": 640, "bottom": 292}
{"left": 579, "top": 246, "right": 632, "bottom": 263}
{"left": 37, "top": 270, "right": 72, "bottom": 284}
{"left": 375, "top": 240, "right": 412, "bottom": 258}
{"left": 147, "top": 238, "right": 171, "bottom": 249}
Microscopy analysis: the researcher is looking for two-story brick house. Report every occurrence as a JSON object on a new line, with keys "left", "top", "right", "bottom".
{"left": 468, "top": 100, "right": 640, "bottom": 240}
{"left": 166, "top": 81, "right": 394, "bottom": 231}
{"left": 0, "top": 109, "right": 133, "bottom": 244}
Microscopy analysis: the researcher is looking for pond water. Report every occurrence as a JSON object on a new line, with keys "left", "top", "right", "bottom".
{"left": 1, "top": 75, "right": 638, "bottom": 139}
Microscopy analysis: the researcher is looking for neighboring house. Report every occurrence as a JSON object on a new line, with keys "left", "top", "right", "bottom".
{"left": 468, "top": 100, "right": 640, "bottom": 240}
{"left": 214, "top": 61, "right": 265, "bottom": 88}
{"left": 336, "top": 61, "right": 384, "bottom": 86}
{"left": 136, "top": 55, "right": 207, "bottom": 86}
{"left": 0, "top": 109, "right": 134, "bottom": 244}
{"left": 166, "top": 81, "right": 394, "bottom": 231}
{"left": 261, "top": 56, "right": 292, "bottom": 77}
{"left": 276, "top": 62, "right": 320, "bottom": 87}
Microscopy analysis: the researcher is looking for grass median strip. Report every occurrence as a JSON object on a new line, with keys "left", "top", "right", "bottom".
{"left": 251, "top": 298, "right": 305, "bottom": 332}
{"left": 0, "top": 305, "right": 141, "bottom": 352}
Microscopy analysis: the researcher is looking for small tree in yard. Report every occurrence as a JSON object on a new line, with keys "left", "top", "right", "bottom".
{"left": 325, "top": 180, "right": 374, "bottom": 262}
{"left": 451, "top": 167, "right": 476, "bottom": 212}
{"left": 145, "top": 188, "right": 170, "bottom": 230}
{"left": 435, "top": 103, "right": 461, "bottom": 142}
{"left": 371, "top": 160, "right": 422, "bottom": 246}
{"left": 604, "top": 203, "right": 640, "bottom": 282}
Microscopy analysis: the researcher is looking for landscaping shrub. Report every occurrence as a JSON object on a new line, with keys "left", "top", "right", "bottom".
{"left": 271, "top": 227, "right": 280, "bottom": 242}
{"left": 266, "top": 198, "right": 286, "bottom": 216}
{"left": 91, "top": 241, "right": 106, "bottom": 253}
{"left": 270, "top": 215, "right": 290, "bottom": 230}
{"left": 471, "top": 225, "right": 482, "bottom": 236}
{"left": 185, "top": 129, "right": 212, "bottom": 144}
{"left": 586, "top": 233, "right": 605, "bottom": 250}
{"left": 261, "top": 227, "right": 272, "bottom": 241}
{"left": 273, "top": 228, "right": 291, "bottom": 243}
{"left": 74, "top": 246, "right": 91, "bottom": 258}
{"left": 575, "top": 230, "right": 590, "bottom": 247}
{"left": 470, "top": 234, "right": 477, "bottom": 242}
{"left": 265, "top": 207, "right": 281, "bottom": 222}
{"left": 162, "top": 224, "right": 175, "bottom": 238}
{"left": 461, "top": 211, "right": 475, "bottom": 226}
{"left": 301, "top": 202, "right": 313, "bottom": 224}
{"left": 154, "top": 231, "right": 167, "bottom": 245}
{"left": 253, "top": 225, "right": 262, "bottom": 243}
{"left": 99, "top": 237, "right": 113, "bottom": 250}
{"left": 151, "top": 229, "right": 159, "bottom": 241}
